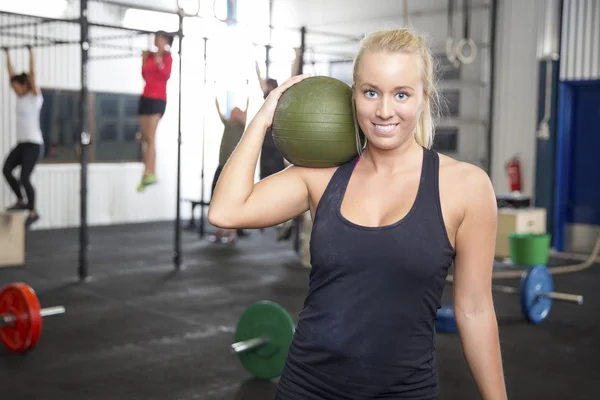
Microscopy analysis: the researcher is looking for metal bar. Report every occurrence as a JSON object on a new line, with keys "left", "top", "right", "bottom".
{"left": 267, "top": 24, "right": 361, "bottom": 42}
{"left": 539, "top": 291, "right": 584, "bottom": 305}
{"left": 230, "top": 337, "right": 269, "bottom": 354}
{"left": 304, "top": 28, "right": 362, "bottom": 42}
{"left": 91, "top": 42, "right": 146, "bottom": 52}
{"left": 491, "top": 284, "right": 519, "bottom": 295}
{"left": 266, "top": 0, "right": 273, "bottom": 78}
{"left": 491, "top": 284, "right": 584, "bottom": 305}
{"left": 0, "top": 307, "right": 66, "bottom": 327}
{"left": 89, "top": 31, "right": 148, "bottom": 42}
{"left": 1, "top": 40, "right": 78, "bottom": 51}
{"left": 40, "top": 306, "right": 66, "bottom": 317}
{"left": 0, "top": 314, "right": 16, "bottom": 327}
{"left": 88, "top": 53, "right": 139, "bottom": 61}
{"left": 0, "top": 31, "right": 78, "bottom": 46}
{"left": 79, "top": 0, "right": 90, "bottom": 282}
{"left": 198, "top": 36, "right": 208, "bottom": 238}
{"left": 91, "top": 0, "right": 197, "bottom": 17}
{"left": 329, "top": 58, "right": 354, "bottom": 65}
{"left": 88, "top": 21, "right": 158, "bottom": 35}
{"left": 308, "top": 39, "right": 362, "bottom": 48}
{"left": 0, "top": 19, "right": 54, "bottom": 31}
{"left": 0, "top": 10, "right": 79, "bottom": 25}
{"left": 174, "top": 8, "right": 184, "bottom": 269}
{"left": 299, "top": 27, "right": 306, "bottom": 74}
{"left": 306, "top": 3, "right": 492, "bottom": 28}
{"left": 485, "top": 0, "right": 497, "bottom": 175}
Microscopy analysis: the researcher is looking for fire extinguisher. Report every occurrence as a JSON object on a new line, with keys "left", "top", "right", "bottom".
{"left": 506, "top": 156, "right": 522, "bottom": 193}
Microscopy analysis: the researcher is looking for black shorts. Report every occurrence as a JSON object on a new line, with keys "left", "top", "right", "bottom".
{"left": 138, "top": 96, "right": 166, "bottom": 117}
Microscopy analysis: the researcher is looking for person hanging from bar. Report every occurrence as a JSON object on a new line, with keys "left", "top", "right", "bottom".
{"left": 209, "top": 95, "right": 249, "bottom": 244}
{"left": 136, "top": 30, "right": 174, "bottom": 192}
{"left": 2, "top": 45, "right": 44, "bottom": 227}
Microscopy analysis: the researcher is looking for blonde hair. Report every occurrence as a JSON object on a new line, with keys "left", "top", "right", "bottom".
{"left": 352, "top": 29, "right": 441, "bottom": 151}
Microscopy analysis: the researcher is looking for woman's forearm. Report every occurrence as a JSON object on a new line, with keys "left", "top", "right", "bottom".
{"left": 456, "top": 309, "right": 507, "bottom": 400}
{"left": 209, "top": 116, "right": 269, "bottom": 219}
{"left": 28, "top": 47, "right": 35, "bottom": 74}
{"left": 5, "top": 51, "right": 15, "bottom": 77}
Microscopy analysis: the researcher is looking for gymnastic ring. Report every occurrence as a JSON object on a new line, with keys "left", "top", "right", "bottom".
{"left": 455, "top": 38, "right": 477, "bottom": 64}
{"left": 213, "top": 0, "right": 230, "bottom": 22}
{"left": 177, "top": 0, "right": 201, "bottom": 16}
{"left": 445, "top": 37, "right": 460, "bottom": 68}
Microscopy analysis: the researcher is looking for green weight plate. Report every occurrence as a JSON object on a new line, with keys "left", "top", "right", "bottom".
{"left": 234, "top": 301, "right": 295, "bottom": 380}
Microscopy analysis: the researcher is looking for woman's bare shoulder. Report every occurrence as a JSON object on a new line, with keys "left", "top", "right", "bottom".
{"left": 438, "top": 153, "right": 491, "bottom": 186}
{"left": 437, "top": 153, "right": 496, "bottom": 213}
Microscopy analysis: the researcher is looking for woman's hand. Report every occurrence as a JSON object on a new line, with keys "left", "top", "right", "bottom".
{"left": 255, "top": 74, "right": 311, "bottom": 127}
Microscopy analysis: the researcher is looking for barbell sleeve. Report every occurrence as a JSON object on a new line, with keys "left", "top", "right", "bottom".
{"left": 491, "top": 284, "right": 519, "bottom": 295}
{"left": 0, "top": 314, "right": 14, "bottom": 327}
{"left": 40, "top": 306, "right": 66, "bottom": 317}
{"left": 230, "top": 336, "right": 269, "bottom": 354}
{"left": 492, "top": 284, "right": 583, "bottom": 305}
{"left": 0, "top": 306, "right": 66, "bottom": 328}
{"left": 539, "top": 291, "right": 584, "bottom": 305}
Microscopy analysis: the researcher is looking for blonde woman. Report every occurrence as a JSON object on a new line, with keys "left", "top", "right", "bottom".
{"left": 209, "top": 29, "right": 505, "bottom": 399}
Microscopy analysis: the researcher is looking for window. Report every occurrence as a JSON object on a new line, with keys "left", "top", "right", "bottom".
{"left": 40, "top": 88, "right": 142, "bottom": 163}
{"left": 40, "top": 89, "right": 81, "bottom": 162}
{"left": 433, "top": 127, "right": 458, "bottom": 152}
{"left": 437, "top": 53, "right": 461, "bottom": 81}
{"left": 94, "top": 92, "right": 142, "bottom": 162}
{"left": 440, "top": 89, "right": 461, "bottom": 117}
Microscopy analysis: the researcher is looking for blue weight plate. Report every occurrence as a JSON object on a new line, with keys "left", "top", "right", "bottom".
{"left": 519, "top": 265, "right": 553, "bottom": 324}
{"left": 436, "top": 306, "right": 458, "bottom": 333}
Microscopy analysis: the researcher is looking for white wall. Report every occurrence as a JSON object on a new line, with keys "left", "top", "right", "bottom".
{"left": 489, "top": 0, "right": 540, "bottom": 197}
{"left": 560, "top": 0, "right": 600, "bottom": 81}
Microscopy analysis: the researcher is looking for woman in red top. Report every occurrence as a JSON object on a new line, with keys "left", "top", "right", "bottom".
{"left": 137, "top": 30, "right": 174, "bottom": 192}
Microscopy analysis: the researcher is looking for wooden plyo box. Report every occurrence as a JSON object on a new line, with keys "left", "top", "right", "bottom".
{"left": 0, "top": 211, "right": 26, "bottom": 267}
{"left": 496, "top": 208, "right": 547, "bottom": 258}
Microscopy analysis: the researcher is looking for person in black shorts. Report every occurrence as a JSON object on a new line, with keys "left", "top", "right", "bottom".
{"left": 256, "top": 49, "right": 302, "bottom": 240}
{"left": 3, "top": 46, "right": 43, "bottom": 227}
{"left": 209, "top": 29, "right": 506, "bottom": 399}
{"left": 137, "top": 30, "right": 174, "bottom": 192}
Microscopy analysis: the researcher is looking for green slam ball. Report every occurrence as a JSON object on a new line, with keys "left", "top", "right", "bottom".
{"left": 272, "top": 76, "right": 358, "bottom": 168}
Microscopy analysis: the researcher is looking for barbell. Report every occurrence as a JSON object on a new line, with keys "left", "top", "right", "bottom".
{"left": 230, "top": 301, "right": 295, "bottom": 380}
{"left": 0, "top": 282, "right": 66, "bottom": 353}
{"left": 437, "top": 265, "right": 584, "bottom": 332}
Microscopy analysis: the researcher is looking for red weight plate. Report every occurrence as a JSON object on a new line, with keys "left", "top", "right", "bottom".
{"left": 0, "top": 283, "right": 42, "bottom": 353}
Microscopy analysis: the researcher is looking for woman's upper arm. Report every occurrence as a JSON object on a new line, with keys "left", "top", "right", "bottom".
{"left": 29, "top": 78, "right": 38, "bottom": 95}
{"left": 452, "top": 165, "right": 498, "bottom": 313}
{"left": 210, "top": 165, "right": 310, "bottom": 229}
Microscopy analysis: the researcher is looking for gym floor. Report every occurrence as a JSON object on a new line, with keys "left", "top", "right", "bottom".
{"left": 0, "top": 222, "right": 598, "bottom": 400}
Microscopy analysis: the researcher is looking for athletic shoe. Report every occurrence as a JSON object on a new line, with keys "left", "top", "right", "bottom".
{"left": 26, "top": 213, "right": 39, "bottom": 227}
{"left": 6, "top": 202, "right": 28, "bottom": 211}
{"left": 137, "top": 173, "right": 158, "bottom": 192}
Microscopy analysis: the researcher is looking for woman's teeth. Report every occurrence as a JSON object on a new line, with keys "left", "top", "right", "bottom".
{"left": 374, "top": 124, "right": 397, "bottom": 133}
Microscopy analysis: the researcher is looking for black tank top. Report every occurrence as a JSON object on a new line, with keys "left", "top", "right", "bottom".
{"left": 275, "top": 147, "right": 456, "bottom": 400}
